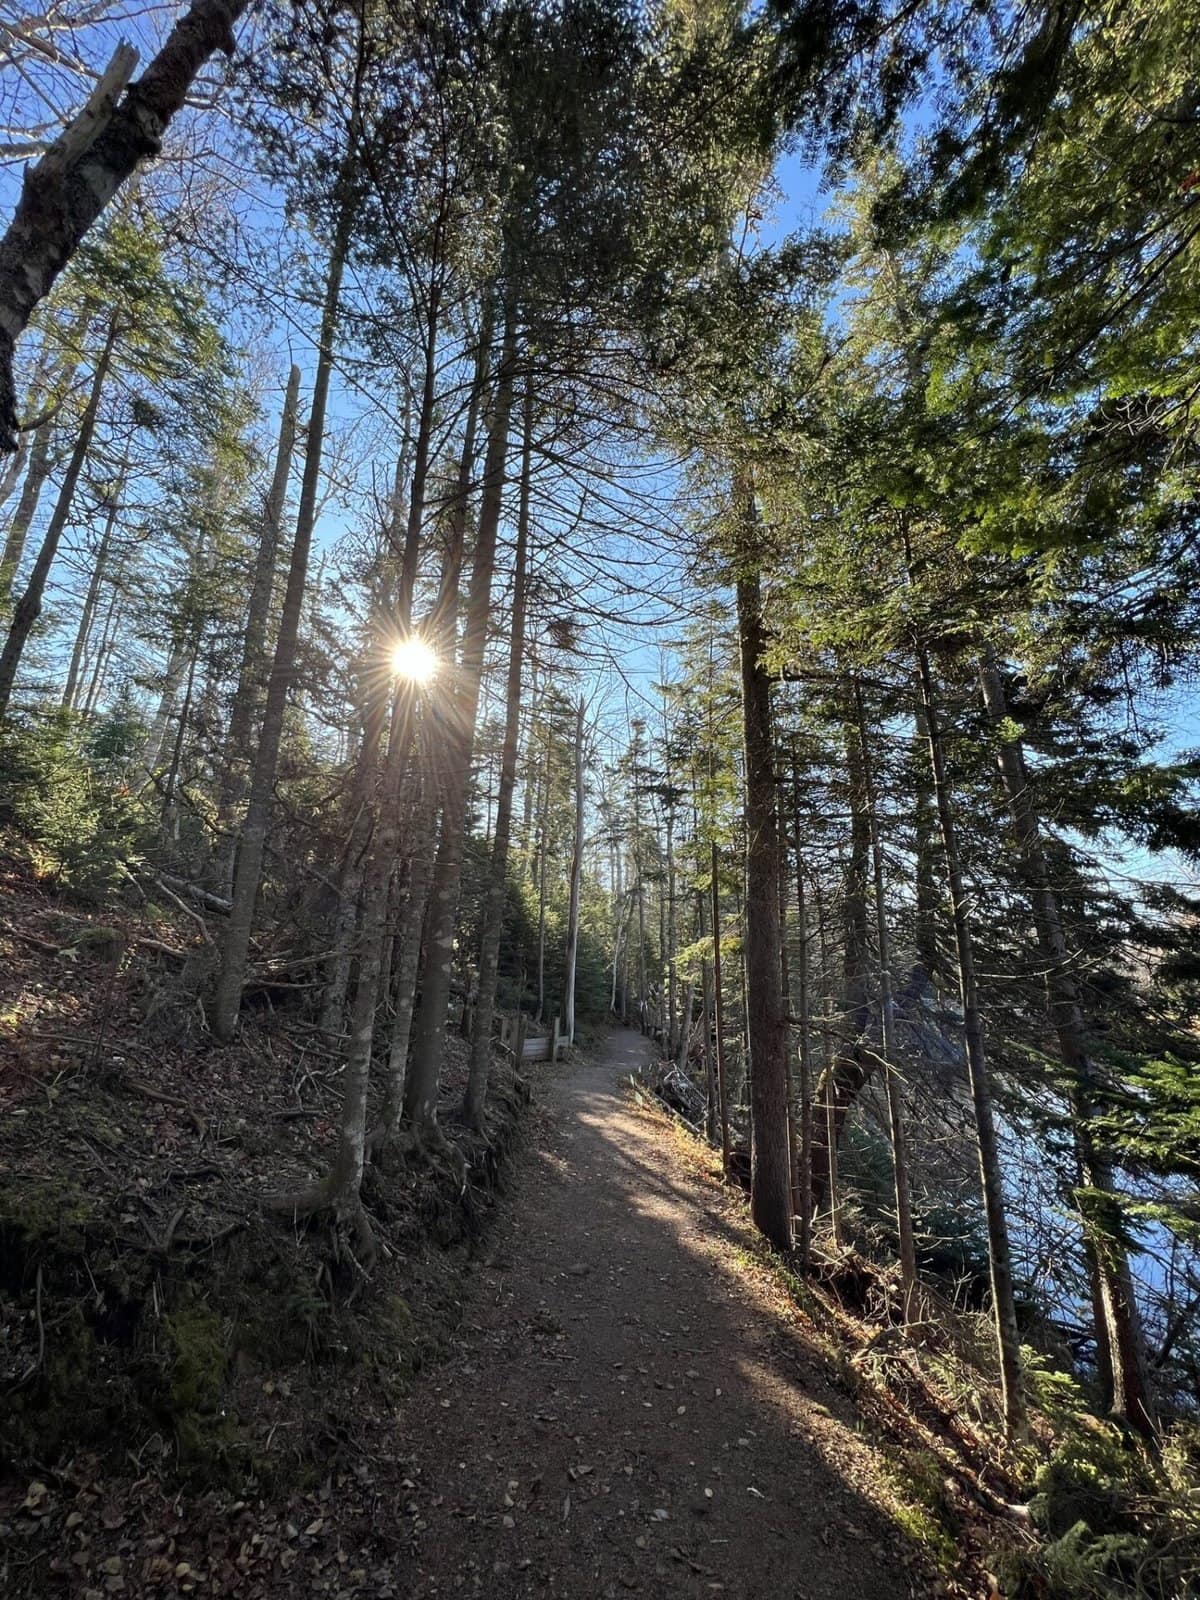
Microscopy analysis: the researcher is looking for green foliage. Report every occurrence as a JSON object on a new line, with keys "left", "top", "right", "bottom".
{"left": 995, "top": 1403, "right": 1200, "bottom": 1600}
{"left": 0, "top": 711, "right": 150, "bottom": 897}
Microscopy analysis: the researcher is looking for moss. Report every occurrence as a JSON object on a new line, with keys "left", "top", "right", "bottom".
{"left": 0, "top": 1173, "right": 97, "bottom": 1262}
{"left": 1029, "top": 1422, "right": 1144, "bottom": 1540}
{"left": 164, "top": 1294, "right": 226, "bottom": 1412}
{"left": 160, "top": 1291, "right": 239, "bottom": 1481}
{"left": 371, "top": 1294, "right": 416, "bottom": 1402}
{"left": 883, "top": 1450, "right": 960, "bottom": 1572}
{"left": 69, "top": 925, "right": 124, "bottom": 960}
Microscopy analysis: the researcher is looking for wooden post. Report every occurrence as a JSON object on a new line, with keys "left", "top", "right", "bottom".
{"left": 515, "top": 1014, "right": 527, "bottom": 1067}
{"left": 551, "top": 1014, "right": 561, "bottom": 1063}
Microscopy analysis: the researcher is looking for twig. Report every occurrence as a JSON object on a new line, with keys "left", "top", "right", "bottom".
{"left": 152, "top": 876, "right": 212, "bottom": 944}
{"left": 10, "top": 1265, "right": 46, "bottom": 1391}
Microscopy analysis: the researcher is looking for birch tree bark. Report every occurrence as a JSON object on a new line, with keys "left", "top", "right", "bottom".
{"left": 0, "top": 310, "right": 117, "bottom": 718}
{"left": 0, "top": 0, "right": 250, "bottom": 450}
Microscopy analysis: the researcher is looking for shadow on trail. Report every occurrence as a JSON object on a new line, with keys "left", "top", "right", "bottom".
{"left": 390, "top": 1026, "right": 936, "bottom": 1600}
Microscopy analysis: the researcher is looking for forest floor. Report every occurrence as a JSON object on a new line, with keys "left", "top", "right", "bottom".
{"left": 2, "top": 843, "right": 1011, "bottom": 1600}
{"left": 386, "top": 1028, "right": 954, "bottom": 1600}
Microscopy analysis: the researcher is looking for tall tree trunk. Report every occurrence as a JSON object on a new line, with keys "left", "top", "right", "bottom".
{"left": 0, "top": 0, "right": 250, "bottom": 449}
{"left": 141, "top": 636, "right": 188, "bottom": 776}
{"left": 736, "top": 558, "right": 792, "bottom": 1252}
{"left": 635, "top": 800, "right": 647, "bottom": 1032}
{"left": 372, "top": 775, "right": 435, "bottom": 1145}
{"left": 297, "top": 283, "right": 441, "bottom": 1205}
{"left": 325, "top": 686, "right": 415, "bottom": 1243}
{"left": 711, "top": 841, "right": 731, "bottom": 1175}
{"left": 913, "top": 707, "right": 943, "bottom": 989}
{"left": 61, "top": 449, "right": 126, "bottom": 710}
{"left": 83, "top": 588, "right": 122, "bottom": 717}
{"left": 218, "top": 363, "right": 300, "bottom": 884}
{"left": 917, "top": 643, "right": 1026, "bottom": 1439}
{"left": 1, "top": 419, "right": 54, "bottom": 606}
{"left": 854, "top": 681, "right": 918, "bottom": 1320}
{"left": 792, "top": 826, "right": 813, "bottom": 1274}
{"left": 665, "top": 804, "right": 677, "bottom": 1053}
{"left": 462, "top": 382, "right": 533, "bottom": 1128}
{"left": 534, "top": 740, "right": 550, "bottom": 1024}
{"left": 562, "top": 694, "right": 586, "bottom": 1049}
{"left": 815, "top": 878, "right": 842, "bottom": 1247}
{"left": 401, "top": 310, "right": 518, "bottom": 1138}
{"left": 161, "top": 622, "right": 200, "bottom": 837}
{"left": 979, "top": 648, "right": 1154, "bottom": 1436}
{"left": 0, "top": 312, "right": 117, "bottom": 718}
{"left": 699, "top": 887, "right": 717, "bottom": 1143}
{"left": 0, "top": 425, "right": 28, "bottom": 510}
{"left": 210, "top": 176, "right": 356, "bottom": 1042}
{"left": 372, "top": 314, "right": 493, "bottom": 1144}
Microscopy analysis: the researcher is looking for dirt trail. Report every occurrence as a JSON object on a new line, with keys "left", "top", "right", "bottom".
{"left": 395, "top": 1028, "right": 931, "bottom": 1599}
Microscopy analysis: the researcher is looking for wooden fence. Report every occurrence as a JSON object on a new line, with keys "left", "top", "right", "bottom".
{"left": 496, "top": 1012, "right": 562, "bottom": 1065}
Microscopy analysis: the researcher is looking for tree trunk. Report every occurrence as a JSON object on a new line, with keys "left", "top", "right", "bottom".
{"left": 666, "top": 805, "right": 677, "bottom": 1054}
{"left": 699, "top": 888, "right": 717, "bottom": 1143}
{"left": 534, "top": 738, "right": 550, "bottom": 1024}
{"left": 371, "top": 314, "right": 493, "bottom": 1144}
{"left": 210, "top": 178, "right": 355, "bottom": 1042}
{"left": 979, "top": 648, "right": 1155, "bottom": 1436}
{"left": 0, "top": 425, "right": 28, "bottom": 510}
{"left": 711, "top": 840, "right": 731, "bottom": 1176}
{"left": 0, "top": 0, "right": 250, "bottom": 449}
{"left": 854, "top": 680, "right": 918, "bottom": 1320}
{"left": 1, "top": 419, "right": 53, "bottom": 606}
{"left": 218, "top": 362, "right": 300, "bottom": 885}
{"left": 917, "top": 643, "right": 1026, "bottom": 1439}
{"left": 61, "top": 449, "right": 127, "bottom": 710}
{"left": 324, "top": 686, "right": 415, "bottom": 1244}
{"left": 562, "top": 693, "right": 586, "bottom": 1049}
{"left": 371, "top": 777, "right": 436, "bottom": 1144}
{"left": 161, "top": 622, "right": 200, "bottom": 837}
{"left": 736, "top": 559, "right": 792, "bottom": 1252}
{"left": 402, "top": 310, "right": 517, "bottom": 1136}
{"left": 0, "top": 312, "right": 117, "bottom": 718}
{"left": 792, "top": 829, "right": 813, "bottom": 1274}
{"left": 815, "top": 878, "right": 842, "bottom": 1247}
{"left": 82, "top": 588, "right": 122, "bottom": 717}
{"left": 462, "top": 381, "right": 533, "bottom": 1128}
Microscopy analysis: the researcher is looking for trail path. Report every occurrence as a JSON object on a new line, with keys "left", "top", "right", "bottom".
{"left": 395, "top": 1028, "right": 930, "bottom": 1599}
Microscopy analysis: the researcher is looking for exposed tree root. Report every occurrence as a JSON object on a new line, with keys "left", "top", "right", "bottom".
{"left": 262, "top": 1177, "right": 378, "bottom": 1272}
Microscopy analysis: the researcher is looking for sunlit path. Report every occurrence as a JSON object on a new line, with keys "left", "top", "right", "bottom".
{"left": 390, "top": 1029, "right": 930, "bottom": 1599}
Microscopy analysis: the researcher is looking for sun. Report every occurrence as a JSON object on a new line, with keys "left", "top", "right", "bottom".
{"left": 390, "top": 635, "right": 438, "bottom": 685}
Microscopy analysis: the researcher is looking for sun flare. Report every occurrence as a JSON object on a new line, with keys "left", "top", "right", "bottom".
{"left": 390, "top": 636, "right": 438, "bottom": 684}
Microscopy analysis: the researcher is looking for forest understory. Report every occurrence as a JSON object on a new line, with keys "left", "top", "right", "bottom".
{"left": 0, "top": 837, "right": 538, "bottom": 1561}
{"left": 0, "top": 851, "right": 1031, "bottom": 1600}
{"left": 3, "top": 1, "right": 1200, "bottom": 1597}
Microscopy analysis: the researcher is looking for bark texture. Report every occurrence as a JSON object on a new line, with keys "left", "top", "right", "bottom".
{"left": 0, "top": 0, "right": 249, "bottom": 450}
{"left": 403, "top": 313, "right": 517, "bottom": 1133}
{"left": 462, "top": 381, "right": 532, "bottom": 1128}
{"left": 736, "top": 560, "right": 792, "bottom": 1253}
{"left": 0, "top": 313, "right": 116, "bottom": 717}
{"left": 210, "top": 187, "right": 354, "bottom": 1042}
{"left": 562, "top": 695, "right": 586, "bottom": 1048}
